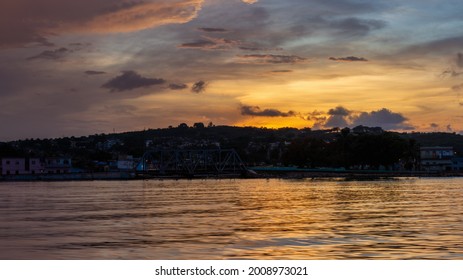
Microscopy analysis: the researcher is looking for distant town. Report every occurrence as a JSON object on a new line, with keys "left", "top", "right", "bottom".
{"left": 1, "top": 123, "right": 463, "bottom": 180}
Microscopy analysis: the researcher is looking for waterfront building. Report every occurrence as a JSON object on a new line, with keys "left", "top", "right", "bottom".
{"left": 1, "top": 158, "right": 44, "bottom": 175}
{"left": 44, "top": 157, "right": 72, "bottom": 174}
{"left": 117, "top": 155, "right": 137, "bottom": 171}
{"left": 420, "top": 147, "right": 454, "bottom": 171}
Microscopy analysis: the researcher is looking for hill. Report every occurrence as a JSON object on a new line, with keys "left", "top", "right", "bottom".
{"left": 1, "top": 124, "right": 462, "bottom": 170}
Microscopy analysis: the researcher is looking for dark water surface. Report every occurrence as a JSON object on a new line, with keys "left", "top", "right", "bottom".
{"left": 1, "top": 178, "right": 462, "bottom": 259}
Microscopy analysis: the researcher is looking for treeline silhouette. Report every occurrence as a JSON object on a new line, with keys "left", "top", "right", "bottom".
{"left": 282, "top": 128, "right": 417, "bottom": 170}
{"left": 1, "top": 124, "right": 462, "bottom": 170}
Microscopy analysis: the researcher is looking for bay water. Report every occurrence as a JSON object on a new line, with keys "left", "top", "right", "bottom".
{"left": 1, "top": 178, "right": 462, "bottom": 259}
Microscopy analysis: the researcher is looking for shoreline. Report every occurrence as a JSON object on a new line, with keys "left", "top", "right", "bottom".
{"left": 0, "top": 169, "right": 462, "bottom": 182}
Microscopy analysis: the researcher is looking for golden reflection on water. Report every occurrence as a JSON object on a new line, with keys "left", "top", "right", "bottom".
{"left": 0, "top": 178, "right": 462, "bottom": 259}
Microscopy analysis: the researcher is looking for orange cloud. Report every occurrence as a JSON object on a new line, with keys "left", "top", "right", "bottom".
{"left": 72, "top": 0, "right": 204, "bottom": 33}
{"left": 241, "top": 0, "right": 259, "bottom": 4}
{"left": 0, "top": 0, "right": 204, "bottom": 48}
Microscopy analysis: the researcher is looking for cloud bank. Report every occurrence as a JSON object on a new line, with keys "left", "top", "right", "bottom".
{"left": 309, "top": 107, "right": 414, "bottom": 130}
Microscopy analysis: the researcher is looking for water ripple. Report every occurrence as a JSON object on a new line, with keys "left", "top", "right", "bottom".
{"left": 0, "top": 178, "right": 462, "bottom": 259}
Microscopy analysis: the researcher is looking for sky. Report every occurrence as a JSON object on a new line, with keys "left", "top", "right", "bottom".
{"left": 1, "top": 0, "right": 463, "bottom": 141}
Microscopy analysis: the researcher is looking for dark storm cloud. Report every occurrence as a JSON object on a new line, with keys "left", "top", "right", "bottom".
{"left": 241, "top": 105, "right": 296, "bottom": 117}
{"left": 85, "top": 70, "right": 106, "bottom": 75}
{"left": 329, "top": 56, "right": 368, "bottom": 62}
{"left": 26, "top": 48, "right": 72, "bottom": 61}
{"left": 168, "top": 83, "right": 188, "bottom": 90}
{"left": 102, "top": 71, "right": 166, "bottom": 92}
{"left": 237, "top": 54, "right": 308, "bottom": 64}
{"left": 191, "top": 81, "right": 207, "bottom": 93}
{"left": 198, "top": 27, "right": 229, "bottom": 33}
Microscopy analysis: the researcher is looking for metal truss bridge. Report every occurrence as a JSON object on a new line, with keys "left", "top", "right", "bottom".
{"left": 136, "top": 149, "right": 247, "bottom": 177}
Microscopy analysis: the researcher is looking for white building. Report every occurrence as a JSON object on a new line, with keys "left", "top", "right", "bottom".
{"left": 420, "top": 147, "right": 454, "bottom": 171}
{"left": 44, "top": 158, "right": 72, "bottom": 174}
{"left": 1, "top": 158, "right": 44, "bottom": 175}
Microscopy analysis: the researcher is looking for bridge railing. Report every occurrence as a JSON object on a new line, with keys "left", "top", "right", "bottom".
{"left": 136, "top": 149, "right": 246, "bottom": 175}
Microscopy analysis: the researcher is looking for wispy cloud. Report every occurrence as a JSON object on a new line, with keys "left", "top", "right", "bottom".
{"left": 441, "top": 53, "right": 463, "bottom": 77}
{"left": 26, "top": 48, "right": 72, "bottom": 61}
{"left": 178, "top": 36, "right": 240, "bottom": 50}
{"left": 441, "top": 69, "right": 463, "bottom": 78}
{"left": 169, "top": 83, "right": 188, "bottom": 90}
{"left": 85, "top": 70, "right": 106, "bottom": 75}
{"left": 0, "top": 0, "right": 206, "bottom": 48}
{"left": 329, "top": 56, "right": 368, "bottom": 62}
{"left": 401, "top": 36, "right": 463, "bottom": 56}
{"left": 270, "top": 70, "right": 293, "bottom": 73}
{"left": 457, "top": 53, "right": 463, "bottom": 68}
{"left": 237, "top": 54, "right": 308, "bottom": 64}
{"left": 191, "top": 81, "right": 207, "bottom": 93}
{"left": 197, "top": 27, "right": 228, "bottom": 33}
{"left": 329, "top": 18, "right": 386, "bottom": 37}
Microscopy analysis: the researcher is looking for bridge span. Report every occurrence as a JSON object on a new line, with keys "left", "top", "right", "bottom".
{"left": 136, "top": 149, "right": 247, "bottom": 177}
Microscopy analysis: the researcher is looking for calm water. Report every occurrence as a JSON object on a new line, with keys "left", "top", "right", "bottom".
{"left": 0, "top": 178, "right": 462, "bottom": 260}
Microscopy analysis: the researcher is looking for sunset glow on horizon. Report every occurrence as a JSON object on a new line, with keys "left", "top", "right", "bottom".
{"left": 1, "top": 0, "right": 463, "bottom": 140}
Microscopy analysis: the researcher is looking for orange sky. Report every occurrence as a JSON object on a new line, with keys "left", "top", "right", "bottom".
{"left": 1, "top": 0, "right": 463, "bottom": 140}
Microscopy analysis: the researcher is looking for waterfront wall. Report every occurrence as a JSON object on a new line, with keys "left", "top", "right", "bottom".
{"left": 0, "top": 172, "right": 134, "bottom": 182}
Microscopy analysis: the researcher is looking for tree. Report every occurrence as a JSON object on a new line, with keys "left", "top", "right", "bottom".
{"left": 178, "top": 123, "right": 188, "bottom": 129}
{"left": 282, "top": 137, "right": 329, "bottom": 168}
{"left": 193, "top": 122, "right": 205, "bottom": 129}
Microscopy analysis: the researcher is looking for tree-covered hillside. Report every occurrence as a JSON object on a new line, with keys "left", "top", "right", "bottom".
{"left": 1, "top": 124, "right": 462, "bottom": 170}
